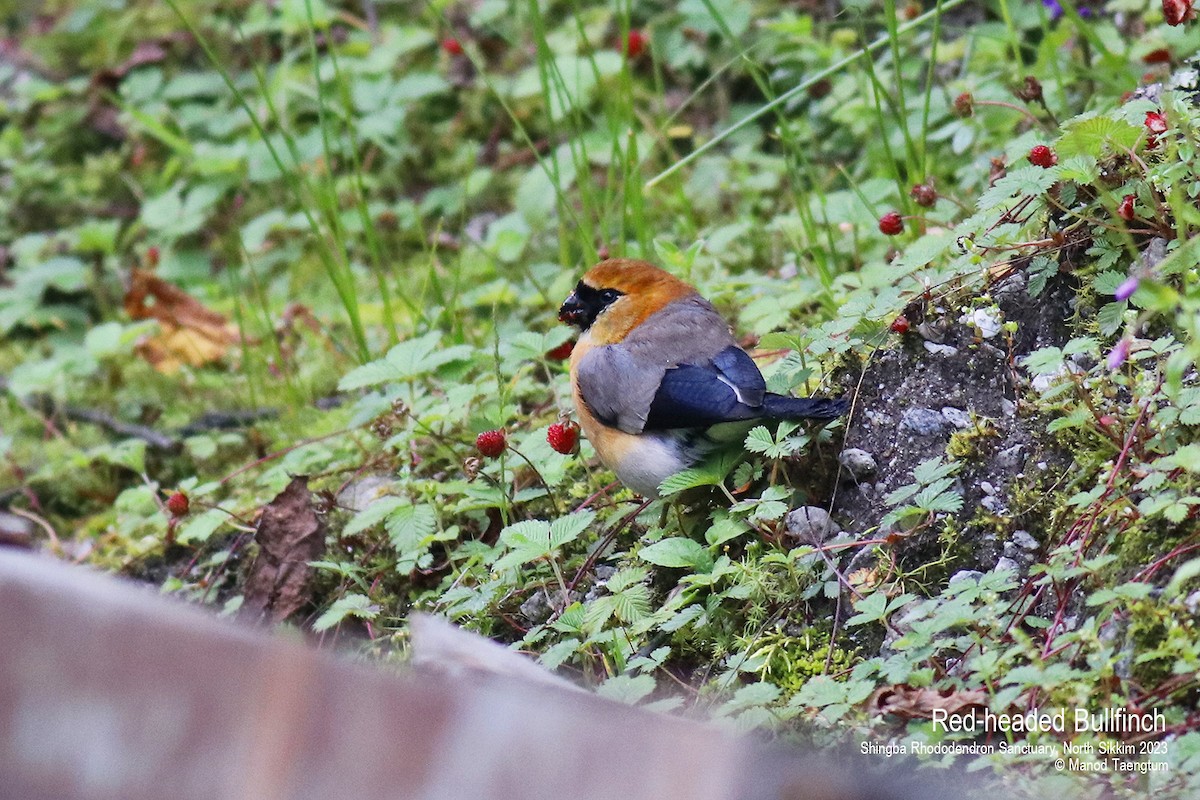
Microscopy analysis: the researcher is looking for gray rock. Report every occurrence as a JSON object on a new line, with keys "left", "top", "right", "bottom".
{"left": 336, "top": 475, "right": 396, "bottom": 512}
{"left": 1010, "top": 530, "right": 1038, "bottom": 551}
{"left": 923, "top": 342, "right": 959, "bottom": 357}
{"left": 949, "top": 570, "right": 983, "bottom": 585}
{"left": 981, "top": 495, "right": 1006, "bottom": 514}
{"left": 1001, "top": 399, "right": 1017, "bottom": 417}
{"left": 900, "top": 407, "right": 947, "bottom": 436}
{"left": 941, "top": 407, "right": 972, "bottom": 429}
{"left": 996, "top": 444, "right": 1025, "bottom": 471}
{"left": 865, "top": 410, "right": 894, "bottom": 427}
{"left": 993, "top": 557, "right": 1020, "bottom": 575}
{"left": 784, "top": 506, "right": 841, "bottom": 543}
{"left": 979, "top": 481, "right": 996, "bottom": 496}
{"left": 519, "top": 587, "right": 577, "bottom": 624}
{"left": 519, "top": 591, "right": 553, "bottom": 625}
{"left": 838, "top": 448, "right": 877, "bottom": 480}
{"left": 967, "top": 307, "right": 1003, "bottom": 339}
{"left": 1186, "top": 590, "right": 1200, "bottom": 615}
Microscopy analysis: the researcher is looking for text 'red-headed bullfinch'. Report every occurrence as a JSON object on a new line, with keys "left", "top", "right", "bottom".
{"left": 559, "top": 259, "right": 849, "bottom": 496}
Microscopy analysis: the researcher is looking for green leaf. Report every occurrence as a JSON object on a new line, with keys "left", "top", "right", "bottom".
{"left": 595, "top": 673, "right": 656, "bottom": 705}
{"left": 176, "top": 508, "right": 227, "bottom": 544}
{"left": 548, "top": 510, "right": 596, "bottom": 549}
{"left": 912, "top": 457, "right": 959, "bottom": 485}
{"left": 1057, "top": 115, "right": 1140, "bottom": 158}
{"left": 658, "top": 449, "right": 740, "bottom": 496}
{"left": 313, "top": 593, "right": 379, "bottom": 632}
{"left": 385, "top": 504, "right": 437, "bottom": 549}
{"left": 705, "top": 516, "right": 750, "bottom": 547}
{"left": 612, "top": 584, "right": 651, "bottom": 623}
{"left": 338, "top": 332, "right": 472, "bottom": 390}
{"left": 1097, "top": 301, "right": 1126, "bottom": 337}
{"left": 639, "top": 537, "right": 708, "bottom": 569}
{"left": 1167, "top": 444, "right": 1200, "bottom": 473}
{"left": 344, "top": 496, "right": 405, "bottom": 535}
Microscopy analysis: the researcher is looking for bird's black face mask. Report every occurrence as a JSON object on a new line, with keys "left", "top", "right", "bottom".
{"left": 558, "top": 282, "right": 623, "bottom": 331}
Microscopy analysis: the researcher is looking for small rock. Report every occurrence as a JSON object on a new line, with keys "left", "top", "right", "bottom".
{"left": 520, "top": 587, "right": 576, "bottom": 624}
{"left": 941, "top": 407, "right": 972, "bottom": 429}
{"left": 838, "top": 448, "right": 877, "bottom": 480}
{"left": 979, "top": 481, "right": 996, "bottom": 496}
{"left": 917, "top": 321, "right": 946, "bottom": 342}
{"left": 336, "top": 475, "right": 396, "bottom": 512}
{"left": 981, "top": 495, "right": 1006, "bottom": 514}
{"left": 996, "top": 445, "right": 1024, "bottom": 470}
{"left": 923, "top": 342, "right": 959, "bottom": 357}
{"left": 900, "top": 407, "right": 947, "bottom": 436}
{"left": 993, "top": 271, "right": 1027, "bottom": 301}
{"left": 1010, "top": 530, "right": 1039, "bottom": 551}
{"left": 785, "top": 506, "right": 841, "bottom": 543}
{"left": 1186, "top": 590, "right": 1200, "bottom": 615}
{"left": 0, "top": 512, "right": 34, "bottom": 549}
{"left": 949, "top": 570, "right": 983, "bottom": 585}
{"left": 967, "top": 307, "right": 1003, "bottom": 339}
{"left": 1000, "top": 399, "right": 1017, "bottom": 417}
{"left": 519, "top": 591, "right": 553, "bottom": 625}
{"left": 865, "top": 410, "right": 893, "bottom": 428}
{"left": 993, "top": 557, "right": 1020, "bottom": 575}
{"left": 1036, "top": 461, "right": 1048, "bottom": 471}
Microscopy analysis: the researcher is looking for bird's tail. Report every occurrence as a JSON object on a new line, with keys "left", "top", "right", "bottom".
{"left": 761, "top": 394, "right": 850, "bottom": 421}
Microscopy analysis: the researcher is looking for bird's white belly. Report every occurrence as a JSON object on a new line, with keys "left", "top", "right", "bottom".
{"left": 612, "top": 433, "right": 690, "bottom": 497}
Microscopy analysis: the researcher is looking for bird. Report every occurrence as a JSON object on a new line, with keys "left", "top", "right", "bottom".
{"left": 558, "top": 258, "right": 849, "bottom": 497}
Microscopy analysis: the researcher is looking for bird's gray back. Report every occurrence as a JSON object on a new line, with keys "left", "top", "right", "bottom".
{"left": 576, "top": 296, "right": 735, "bottom": 434}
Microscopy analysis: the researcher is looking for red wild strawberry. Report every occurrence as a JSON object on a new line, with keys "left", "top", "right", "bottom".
{"left": 953, "top": 92, "right": 974, "bottom": 118}
{"left": 909, "top": 183, "right": 937, "bottom": 208}
{"left": 166, "top": 491, "right": 189, "bottom": 517}
{"left": 878, "top": 211, "right": 904, "bottom": 236}
{"left": 890, "top": 315, "right": 911, "bottom": 335}
{"left": 442, "top": 37, "right": 464, "bottom": 56}
{"left": 146, "top": 246, "right": 160, "bottom": 268}
{"left": 1028, "top": 145, "right": 1057, "bottom": 168}
{"left": 1117, "top": 194, "right": 1136, "bottom": 221}
{"left": 545, "top": 340, "right": 575, "bottom": 361}
{"left": 1145, "top": 110, "right": 1168, "bottom": 134}
{"left": 1143, "top": 48, "right": 1172, "bottom": 64}
{"left": 475, "top": 429, "right": 506, "bottom": 458}
{"left": 547, "top": 420, "right": 580, "bottom": 454}
{"left": 624, "top": 29, "right": 648, "bottom": 59}
{"left": 1163, "top": 0, "right": 1195, "bottom": 26}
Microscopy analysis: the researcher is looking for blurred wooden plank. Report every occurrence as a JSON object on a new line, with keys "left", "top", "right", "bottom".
{"left": 0, "top": 551, "right": 972, "bottom": 800}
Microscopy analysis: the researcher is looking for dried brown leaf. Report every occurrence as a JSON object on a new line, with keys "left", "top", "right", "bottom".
{"left": 240, "top": 477, "right": 325, "bottom": 624}
{"left": 868, "top": 684, "right": 988, "bottom": 722}
{"left": 125, "top": 269, "right": 240, "bottom": 373}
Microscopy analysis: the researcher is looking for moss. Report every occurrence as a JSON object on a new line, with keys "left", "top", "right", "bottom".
{"left": 755, "top": 629, "right": 857, "bottom": 692}
{"left": 945, "top": 418, "right": 1000, "bottom": 460}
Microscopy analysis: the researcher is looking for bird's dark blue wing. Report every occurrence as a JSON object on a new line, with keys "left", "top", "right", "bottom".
{"left": 644, "top": 345, "right": 768, "bottom": 430}
{"left": 712, "top": 345, "right": 766, "bottom": 406}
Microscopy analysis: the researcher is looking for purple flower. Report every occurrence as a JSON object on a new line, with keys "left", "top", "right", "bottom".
{"left": 1107, "top": 338, "right": 1131, "bottom": 370}
{"left": 1114, "top": 276, "right": 1140, "bottom": 302}
{"left": 1043, "top": 0, "right": 1093, "bottom": 20}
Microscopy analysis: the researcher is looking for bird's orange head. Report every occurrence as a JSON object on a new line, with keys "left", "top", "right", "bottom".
{"left": 558, "top": 259, "right": 696, "bottom": 344}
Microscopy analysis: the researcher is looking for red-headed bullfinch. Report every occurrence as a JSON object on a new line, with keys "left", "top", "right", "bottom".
{"left": 559, "top": 259, "right": 849, "bottom": 496}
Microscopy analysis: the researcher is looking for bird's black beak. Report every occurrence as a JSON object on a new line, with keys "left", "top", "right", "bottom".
{"left": 559, "top": 291, "right": 589, "bottom": 328}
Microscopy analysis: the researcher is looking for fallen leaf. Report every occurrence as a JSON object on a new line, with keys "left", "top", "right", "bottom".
{"left": 240, "top": 477, "right": 326, "bottom": 624}
{"left": 92, "top": 41, "right": 168, "bottom": 89}
{"left": 125, "top": 269, "right": 240, "bottom": 373}
{"left": 867, "top": 684, "right": 988, "bottom": 722}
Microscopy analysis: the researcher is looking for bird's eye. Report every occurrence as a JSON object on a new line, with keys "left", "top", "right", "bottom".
{"left": 601, "top": 289, "right": 621, "bottom": 304}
